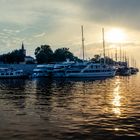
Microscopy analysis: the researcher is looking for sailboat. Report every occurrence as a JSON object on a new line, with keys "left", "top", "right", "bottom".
{"left": 65, "top": 27, "right": 116, "bottom": 78}
{"left": 130, "top": 58, "right": 139, "bottom": 74}
{"left": 117, "top": 55, "right": 131, "bottom": 76}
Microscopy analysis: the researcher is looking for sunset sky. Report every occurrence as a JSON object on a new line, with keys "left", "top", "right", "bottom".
{"left": 0, "top": 0, "right": 140, "bottom": 66}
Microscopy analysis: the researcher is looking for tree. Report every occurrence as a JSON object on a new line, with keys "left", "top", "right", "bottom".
{"left": 90, "top": 54, "right": 115, "bottom": 64}
{"left": 11, "top": 49, "right": 25, "bottom": 63}
{"left": 91, "top": 54, "right": 101, "bottom": 63}
{"left": 53, "top": 48, "right": 75, "bottom": 62}
{"left": 105, "top": 56, "right": 115, "bottom": 65}
{"left": 0, "top": 49, "right": 25, "bottom": 64}
{"left": 35, "top": 45, "right": 53, "bottom": 64}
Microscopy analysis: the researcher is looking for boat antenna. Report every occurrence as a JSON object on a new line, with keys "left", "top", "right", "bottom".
{"left": 102, "top": 28, "right": 106, "bottom": 64}
{"left": 81, "top": 25, "right": 85, "bottom": 61}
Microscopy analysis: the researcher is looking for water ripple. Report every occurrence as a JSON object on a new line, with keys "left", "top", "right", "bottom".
{"left": 0, "top": 75, "right": 140, "bottom": 139}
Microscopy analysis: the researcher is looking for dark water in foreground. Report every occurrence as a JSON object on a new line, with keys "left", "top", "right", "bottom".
{"left": 0, "top": 75, "right": 140, "bottom": 140}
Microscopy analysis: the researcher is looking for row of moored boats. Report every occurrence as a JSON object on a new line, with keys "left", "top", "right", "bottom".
{"left": 32, "top": 61, "right": 139, "bottom": 78}
{"left": 0, "top": 62, "right": 138, "bottom": 79}
{"left": 32, "top": 62, "right": 116, "bottom": 78}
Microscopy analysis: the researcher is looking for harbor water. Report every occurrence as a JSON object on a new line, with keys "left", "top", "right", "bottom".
{"left": 0, "top": 74, "right": 140, "bottom": 140}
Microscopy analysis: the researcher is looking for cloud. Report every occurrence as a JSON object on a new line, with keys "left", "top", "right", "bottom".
{"left": 0, "top": 0, "right": 140, "bottom": 62}
{"left": 70, "top": 0, "right": 140, "bottom": 30}
{"left": 0, "top": 0, "right": 80, "bottom": 26}
{"left": 34, "top": 32, "right": 46, "bottom": 38}
{"left": 1, "top": 0, "right": 140, "bottom": 30}
{"left": 3, "top": 29, "right": 21, "bottom": 35}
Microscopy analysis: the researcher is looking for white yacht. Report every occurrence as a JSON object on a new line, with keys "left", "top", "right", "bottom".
{"left": 63, "top": 27, "right": 116, "bottom": 78}
{"left": 32, "top": 64, "right": 54, "bottom": 78}
{"left": 0, "top": 68, "right": 26, "bottom": 78}
{"left": 65, "top": 63, "right": 116, "bottom": 78}
{"left": 52, "top": 61, "right": 74, "bottom": 77}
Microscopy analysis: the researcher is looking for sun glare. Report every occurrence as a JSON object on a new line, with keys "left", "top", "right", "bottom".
{"left": 106, "top": 28, "right": 126, "bottom": 43}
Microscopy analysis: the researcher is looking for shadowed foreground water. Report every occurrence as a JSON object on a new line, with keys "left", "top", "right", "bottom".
{"left": 0, "top": 74, "right": 140, "bottom": 140}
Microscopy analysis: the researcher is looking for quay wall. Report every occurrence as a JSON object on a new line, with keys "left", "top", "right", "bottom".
{"left": 0, "top": 64, "right": 37, "bottom": 75}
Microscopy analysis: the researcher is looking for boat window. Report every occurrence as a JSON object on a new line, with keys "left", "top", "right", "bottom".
{"left": 90, "top": 65, "right": 93, "bottom": 69}
{"left": 84, "top": 70, "right": 99, "bottom": 73}
{"left": 67, "top": 70, "right": 80, "bottom": 73}
{"left": 39, "top": 71, "right": 43, "bottom": 73}
{"left": 84, "top": 70, "right": 89, "bottom": 73}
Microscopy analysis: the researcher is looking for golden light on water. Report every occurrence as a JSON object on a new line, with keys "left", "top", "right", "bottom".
{"left": 112, "top": 79, "right": 122, "bottom": 117}
{"left": 106, "top": 28, "right": 126, "bottom": 43}
{"left": 114, "top": 128, "right": 119, "bottom": 131}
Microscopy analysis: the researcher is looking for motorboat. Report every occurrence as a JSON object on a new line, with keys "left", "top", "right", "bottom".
{"left": 32, "top": 64, "right": 54, "bottom": 78}
{"left": 117, "top": 66, "right": 131, "bottom": 76}
{"left": 0, "top": 68, "right": 27, "bottom": 79}
{"left": 65, "top": 63, "right": 116, "bottom": 78}
{"left": 52, "top": 61, "right": 74, "bottom": 77}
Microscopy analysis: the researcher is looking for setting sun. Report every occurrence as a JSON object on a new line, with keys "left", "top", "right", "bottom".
{"left": 106, "top": 28, "right": 126, "bottom": 43}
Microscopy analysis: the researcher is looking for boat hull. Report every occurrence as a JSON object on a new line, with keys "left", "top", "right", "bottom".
{"left": 0, "top": 75, "right": 28, "bottom": 79}
{"left": 0, "top": 68, "right": 28, "bottom": 79}
{"left": 65, "top": 71, "right": 116, "bottom": 78}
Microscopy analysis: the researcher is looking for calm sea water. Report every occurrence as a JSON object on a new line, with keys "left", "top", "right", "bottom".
{"left": 0, "top": 74, "right": 140, "bottom": 140}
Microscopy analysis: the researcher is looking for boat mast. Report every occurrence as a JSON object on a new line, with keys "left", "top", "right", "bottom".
{"left": 131, "top": 56, "right": 133, "bottom": 67}
{"left": 127, "top": 57, "right": 129, "bottom": 67}
{"left": 115, "top": 48, "right": 117, "bottom": 62}
{"left": 120, "top": 43, "right": 122, "bottom": 62}
{"left": 124, "top": 51, "right": 127, "bottom": 66}
{"left": 102, "top": 28, "right": 106, "bottom": 64}
{"left": 122, "top": 49, "right": 125, "bottom": 62}
{"left": 81, "top": 25, "right": 85, "bottom": 61}
{"left": 135, "top": 59, "right": 136, "bottom": 68}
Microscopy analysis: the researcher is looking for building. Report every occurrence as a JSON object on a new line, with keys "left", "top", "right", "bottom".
{"left": 21, "top": 42, "right": 26, "bottom": 56}
{"left": 20, "top": 42, "right": 36, "bottom": 64}
{"left": 25, "top": 56, "right": 35, "bottom": 64}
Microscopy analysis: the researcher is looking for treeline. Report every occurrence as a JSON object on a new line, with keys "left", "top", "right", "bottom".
{"left": 35, "top": 45, "right": 80, "bottom": 64}
{"left": 0, "top": 49, "right": 25, "bottom": 64}
{"left": 91, "top": 54, "right": 115, "bottom": 65}
{"left": 0, "top": 44, "right": 80, "bottom": 64}
{"left": 0, "top": 44, "right": 115, "bottom": 64}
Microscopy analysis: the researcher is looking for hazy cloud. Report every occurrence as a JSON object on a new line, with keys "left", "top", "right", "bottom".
{"left": 71, "top": 0, "right": 140, "bottom": 30}
{"left": 0, "top": 0, "right": 140, "bottom": 60}
{"left": 34, "top": 33, "right": 46, "bottom": 38}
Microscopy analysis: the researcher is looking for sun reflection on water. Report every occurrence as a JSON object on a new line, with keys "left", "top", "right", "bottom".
{"left": 112, "top": 79, "right": 122, "bottom": 117}
{"left": 114, "top": 127, "right": 119, "bottom": 131}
